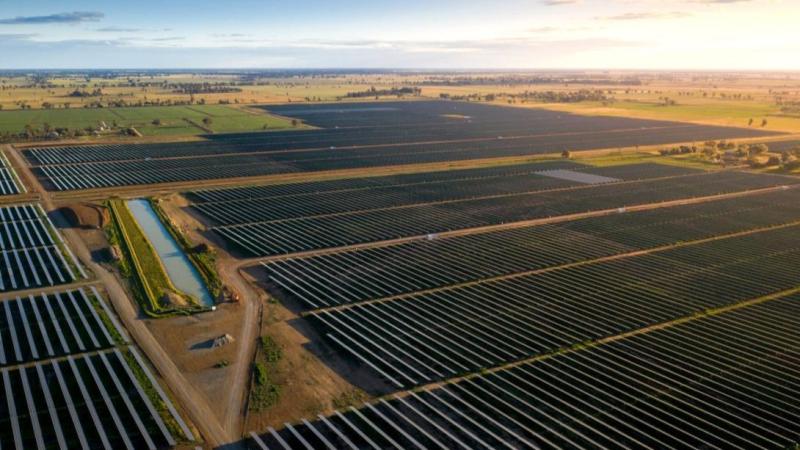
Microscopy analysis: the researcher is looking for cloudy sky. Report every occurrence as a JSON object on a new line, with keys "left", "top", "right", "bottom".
{"left": 0, "top": 0, "right": 798, "bottom": 69}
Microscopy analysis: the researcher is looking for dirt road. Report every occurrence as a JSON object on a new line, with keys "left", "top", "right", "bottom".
{"left": 218, "top": 259, "right": 262, "bottom": 437}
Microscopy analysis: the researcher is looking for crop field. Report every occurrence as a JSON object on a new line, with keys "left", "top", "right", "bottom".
{"left": 253, "top": 292, "right": 800, "bottom": 449}
{"left": 264, "top": 187, "right": 800, "bottom": 309}
{"left": 0, "top": 151, "right": 24, "bottom": 195}
{"left": 0, "top": 104, "right": 297, "bottom": 137}
{"left": 0, "top": 285, "right": 194, "bottom": 449}
{"left": 203, "top": 169, "right": 793, "bottom": 256}
{"left": 0, "top": 288, "right": 121, "bottom": 366}
{"left": 22, "top": 100, "right": 779, "bottom": 191}
{"left": 0, "top": 204, "right": 82, "bottom": 292}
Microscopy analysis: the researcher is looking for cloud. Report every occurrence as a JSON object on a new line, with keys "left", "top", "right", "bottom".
{"left": 0, "top": 11, "right": 104, "bottom": 25}
{"left": 0, "top": 33, "right": 36, "bottom": 41}
{"left": 528, "top": 26, "right": 559, "bottom": 33}
{"left": 96, "top": 26, "right": 141, "bottom": 32}
{"left": 600, "top": 11, "right": 691, "bottom": 20}
{"left": 148, "top": 36, "right": 185, "bottom": 42}
{"left": 542, "top": 0, "right": 580, "bottom": 5}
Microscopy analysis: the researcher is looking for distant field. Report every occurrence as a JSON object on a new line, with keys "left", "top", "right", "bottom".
{"left": 529, "top": 98, "right": 800, "bottom": 133}
{"left": 0, "top": 104, "right": 298, "bottom": 136}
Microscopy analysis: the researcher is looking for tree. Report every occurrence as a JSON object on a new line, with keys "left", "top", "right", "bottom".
{"left": 748, "top": 118, "right": 753, "bottom": 126}
{"left": 291, "top": 119, "right": 298, "bottom": 127}
{"left": 561, "top": 150, "right": 572, "bottom": 159}
{"left": 761, "top": 118, "right": 768, "bottom": 127}
{"left": 202, "top": 117, "right": 213, "bottom": 126}
{"left": 152, "top": 118, "right": 161, "bottom": 126}
{"left": 701, "top": 145, "right": 718, "bottom": 158}
{"left": 747, "top": 143, "right": 769, "bottom": 157}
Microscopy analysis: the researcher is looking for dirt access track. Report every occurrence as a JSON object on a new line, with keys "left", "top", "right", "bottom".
{"left": 156, "top": 194, "right": 388, "bottom": 435}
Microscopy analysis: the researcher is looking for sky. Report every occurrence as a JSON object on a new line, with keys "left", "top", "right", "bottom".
{"left": 0, "top": 0, "right": 799, "bottom": 70}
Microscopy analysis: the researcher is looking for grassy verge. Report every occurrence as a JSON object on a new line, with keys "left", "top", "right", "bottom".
{"left": 86, "top": 290, "right": 126, "bottom": 345}
{"left": 578, "top": 151, "right": 720, "bottom": 170}
{"left": 249, "top": 336, "right": 283, "bottom": 411}
{"left": 149, "top": 198, "right": 222, "bottom": 300}
{"left": 106, "top": 198, "right": 203, "bottom": 317}
{"left": 0, "top": 104, "right": 301, "bottom": 138}
{"left": 121, "top": 348, "right": 195, "bottom": 444}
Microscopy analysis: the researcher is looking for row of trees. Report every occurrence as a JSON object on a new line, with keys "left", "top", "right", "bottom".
{"left": 440, "top": 89, "right": 614, "bottom": 104}
{"left": 343, "top": 86, "right": 421, "bottom": 98}
{"left": 658, "top": 140, "right": 800, "bottom": 170}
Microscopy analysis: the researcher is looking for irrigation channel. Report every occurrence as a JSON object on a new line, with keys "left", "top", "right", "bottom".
{"left": 126, "top": 198, "right": 215, "bottom": 307}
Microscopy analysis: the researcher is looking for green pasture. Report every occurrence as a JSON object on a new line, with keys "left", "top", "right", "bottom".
{"left": 0, "top": 104, "right": 299, "bottom": 136}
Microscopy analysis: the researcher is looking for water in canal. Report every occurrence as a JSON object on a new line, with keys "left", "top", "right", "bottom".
{"left": 126, "top": 199, "right": 214, "bottom": 307}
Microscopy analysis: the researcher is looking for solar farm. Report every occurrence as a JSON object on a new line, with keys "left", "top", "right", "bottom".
{"left": 192, "top": 165, "right": 793, "bottom": 257}
{"left": 8, "top": 97, "right": 800, "bottom": 449}
{"left": 0, "top": 150, "right": 24, "bottom": 196}
{"left": 0, "top": 204, "right": 84, "bottom": 293}
{"left": 21, "top": 101, "right": 777, "bottom": 191}
{"left": 0, "top": 286, "right": 194, "bottom": 450}
{"left": 252, "top": 292, "right": 800, "bottom": 449}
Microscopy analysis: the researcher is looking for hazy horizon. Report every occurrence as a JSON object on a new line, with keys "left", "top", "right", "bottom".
{"left": 1, "top": 0, "right": 799, "bottom": 70}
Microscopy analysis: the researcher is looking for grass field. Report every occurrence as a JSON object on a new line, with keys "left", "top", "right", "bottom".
{"left": 0, "top": 104, "right": 300, "bottom": 136}
{"left": 530, "top": 99, "right": 800, "bottom": 133}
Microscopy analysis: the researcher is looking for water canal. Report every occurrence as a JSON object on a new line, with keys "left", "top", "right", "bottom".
{"left": 126, "top": 199, "right": 214, "bottom": 307}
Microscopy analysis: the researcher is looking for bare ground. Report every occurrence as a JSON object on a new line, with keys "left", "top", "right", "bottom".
{"left": 241, "top": 269, "right": 390, "bottom": 431}
{"left": 161, "top": 193, "right": 390, "bottom": 432}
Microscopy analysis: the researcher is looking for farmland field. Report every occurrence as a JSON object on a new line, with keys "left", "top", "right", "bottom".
{"left": 21, "top": 100, "right": 780, "bottom": 191}
{"left": 0, "top": 104, "right": 299, "bottom": 137}
{"left": 253, "top": 291, "right": 800, "bottom": 449}
{"left": 200, "top": 169, "right": 794, "bottom": 257}
{"left": 0, "top": 204, "right": 83, "bottom": 292}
